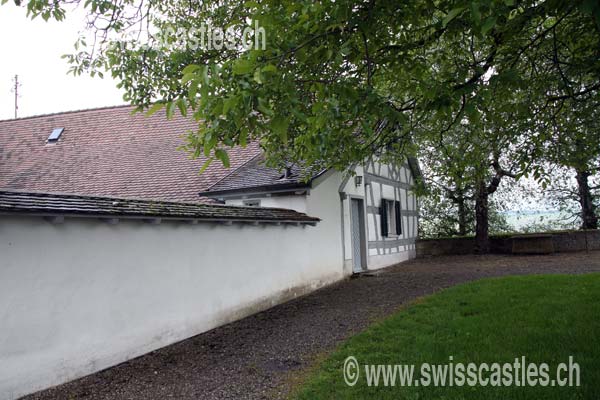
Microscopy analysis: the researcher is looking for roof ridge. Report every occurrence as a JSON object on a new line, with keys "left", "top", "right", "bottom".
{"left": 0, "top": 103, "right": 134, "bottom": 123}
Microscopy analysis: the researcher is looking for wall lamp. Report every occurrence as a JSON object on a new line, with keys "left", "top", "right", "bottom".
{"left": 354, "top": 175, "right": 363, "bottom": 187}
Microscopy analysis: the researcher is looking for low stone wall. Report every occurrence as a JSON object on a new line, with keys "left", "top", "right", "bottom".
{"left": 417, "top": 230, "right": 600, "bottom": 257}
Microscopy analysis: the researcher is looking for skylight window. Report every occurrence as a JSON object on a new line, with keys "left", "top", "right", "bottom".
{"left": 47, "top": 128, "right": 64, "bottom": 143}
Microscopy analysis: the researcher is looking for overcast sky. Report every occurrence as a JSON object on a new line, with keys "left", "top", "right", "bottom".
{"left": 0, "top": 4, "right": 125, "bottom": 120}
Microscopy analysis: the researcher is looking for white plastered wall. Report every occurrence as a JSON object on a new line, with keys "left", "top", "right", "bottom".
{"left": 304, "top": 170, "right": 345, "bottom": 276}
{"left": 226, "top": 195, "right": 307, "bottom": 213}
{"left": 0, "top": 215, "right": 343, "bottom": 400}
{"left": 226, "top": 172, "right": 345, "bottom": 276}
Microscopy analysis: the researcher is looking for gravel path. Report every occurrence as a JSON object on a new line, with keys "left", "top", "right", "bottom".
{"left": 23, "top": 251, "right": 600, "bottom": 400}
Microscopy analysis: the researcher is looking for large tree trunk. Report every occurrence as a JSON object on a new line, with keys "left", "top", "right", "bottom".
{"left": 575, "top": 168, "right": 598, "bottom": 230}
{"left": 457, "top": 197, "right": 467, "bottom": 236}
{"left": 475, "top": 181, "right": 490, "bottom": 254}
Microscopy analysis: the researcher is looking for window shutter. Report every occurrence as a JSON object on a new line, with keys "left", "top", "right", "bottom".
{"left": 380, "top": 200, "right": 388, "bottom": 237}
{"left": 395, "top": 200, "right": 402, "bottom": 235}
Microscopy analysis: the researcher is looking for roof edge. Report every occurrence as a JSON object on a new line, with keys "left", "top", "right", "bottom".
{"left": 0, "top": 103, "right": 133, "bottom": 123}
{"left": 199, "top": 181, "right": 311, "bottom": 198}
{"left": 0, "top": 190, "right": 320, "bottom": 224}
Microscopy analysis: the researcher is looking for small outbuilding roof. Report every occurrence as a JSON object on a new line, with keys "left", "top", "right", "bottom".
{"left": 200, "top": 154, "right": 326, "bottom": 198}
{"left": 0, "top": 190, "right": 320, "bottom": 225}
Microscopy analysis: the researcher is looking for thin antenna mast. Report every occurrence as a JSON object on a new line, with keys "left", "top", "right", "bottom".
{"left": 12, "top": 75, "right": 21, "bottom": 119}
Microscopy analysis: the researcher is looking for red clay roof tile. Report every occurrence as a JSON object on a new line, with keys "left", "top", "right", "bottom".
{"left": 0, "top": 105, "right": 261, "bottom": 202}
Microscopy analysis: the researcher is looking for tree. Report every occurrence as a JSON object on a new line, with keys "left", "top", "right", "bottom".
{"left": 418, "top": 183, "right": 511, "bottom": 239}
{"left": 542, "top": 165, "right": 599, "bottom": 229}
{"left": 8, "top": 0, "right": 600, "bottom": 249}
{"left": 414, "top": 94, "right": 526, "bottom": 251}
{"left": 513, "top": 5, "right": 600, "bottom": 229}
{"left": 540, "top": 102, "right": 600, "bottom": 229}
{"left": 417, "top": 133, "right": 474, "bottom": 237}
{"left": 548, "top": 136, "right": 600, "bottom": 230}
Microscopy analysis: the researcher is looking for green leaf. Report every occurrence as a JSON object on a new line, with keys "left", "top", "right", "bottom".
{"left": 262, "top": 64, "right": 278, "bottom": 73}
{"left": 470, "top": 3, "right": 482, "bottom": 23}
{"left": 223, "top": 95, "right": 240, "bottom": 114}
{"left": 199, "top": 84, "right": 209, "bottom": 102}
{"left": 215, "top": 148, "right": 230, "bottom": 168}
{"left": 202, "top": 132, "right": 216, "bottom": 157}
{"left": 182, "top": 64, "right": 201, "bottom": 75}
{"left": 239, "top": 127, "right": 248, "bottom": 147}
{"left": 198, "top": 157, "right": 213, "bottom": 174}
{"left": 253, "top": 68, "right": 263, "bottom": 84}
{"left": 233, "top": 59, "right": 254, "bottom": 75}
{"left": 203, "top": 131, "right": 216, "bottom": 156}
{"left": 201, "top": 65, "right": 210, "bottom": 85}
{"left": 146, "top": 102, "right": 165, "bottom": 117}
{"left": 176, "top": 98, "right": 187, "bottom": 117}
{"left": 442, "top": 7, "right": 465, "bottom": 28}
{"left": 270, "top": 115, "right": 289, "bottom": 141}
{"left": 166, "top": 102, "right": 175, "bottom": 119}
{"left": 256, "top": 98, "right": 273, "bottom": 116}
{"left": 481, "top": 17, "right": 497, "bottom": 35}
{"left": 189, "top": 81, "right": 199, "bottom": 98}
{"left": 182, "top": 72, "right": 197, "bottom": 85}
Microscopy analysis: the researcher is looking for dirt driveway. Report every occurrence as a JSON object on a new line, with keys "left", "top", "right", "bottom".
{"left": 23, "top": 251, "right": 600, "bottom": 400}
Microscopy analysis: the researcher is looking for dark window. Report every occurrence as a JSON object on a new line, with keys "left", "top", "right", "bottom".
{"left": 394, "top": 200, "right": 402, "bottom": 235}
{"left": 381, "top": 199, "right": 402, "bottom": 237}
{"left": 243, "top": 199, "right": 261, "bottom": 207}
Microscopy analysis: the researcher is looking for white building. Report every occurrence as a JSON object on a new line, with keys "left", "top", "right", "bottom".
{"left": 0, "top": 106, "right": 420, "bottom": 399}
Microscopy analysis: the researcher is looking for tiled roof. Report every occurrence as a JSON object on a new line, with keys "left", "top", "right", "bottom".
{"left": 201, "top": 154, "right": 325, "bottom": 196}
{"left": 0, "top": 105, "right": 261, "bottom": 202}
{"left": 0, "top": 190, "right": 320, "bottom": 224}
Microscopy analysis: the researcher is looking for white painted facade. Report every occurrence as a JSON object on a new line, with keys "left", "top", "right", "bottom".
{"left": 0, "top": 216, "right": 341, "bottom": 399}
{"left": 359, "top": 159, "right": 419, "bottom": 269}
{"left": 0, "top": 158, "right": 417, "bottom": 399}
{"left": 225, "top": 159, "right": 419, "bottom": 273}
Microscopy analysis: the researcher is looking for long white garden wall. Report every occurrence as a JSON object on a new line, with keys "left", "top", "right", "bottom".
{"left": 0, "top": 215, "right": 343, "bottom": 399}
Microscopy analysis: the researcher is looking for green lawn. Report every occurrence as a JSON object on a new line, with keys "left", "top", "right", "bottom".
{"left": 294, "top": 274, "right": 600, "bottom": 399}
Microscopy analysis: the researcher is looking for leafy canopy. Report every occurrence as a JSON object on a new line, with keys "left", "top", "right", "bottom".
{"left": 7, "top": 0, "right": 600, "bottom": 176}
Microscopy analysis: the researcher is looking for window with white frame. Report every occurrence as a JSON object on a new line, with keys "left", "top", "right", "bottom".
{"left": 381, "top": 199, "right": 402, "bottom": 237}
